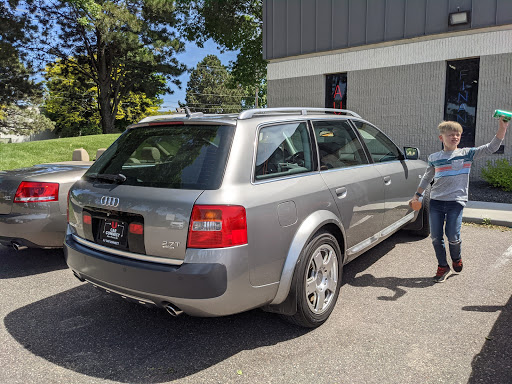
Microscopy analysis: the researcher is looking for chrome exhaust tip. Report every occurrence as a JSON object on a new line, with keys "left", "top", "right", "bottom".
{"left": 164, "top": 303, "right": 183, "bottom": 317}
{"left": 12, "top": 242, "right": 28, "bottom": 251}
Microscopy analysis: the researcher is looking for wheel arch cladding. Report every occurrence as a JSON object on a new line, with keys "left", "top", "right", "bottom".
{"left": 268, "top": 210, "right": 346, "bottom": 307}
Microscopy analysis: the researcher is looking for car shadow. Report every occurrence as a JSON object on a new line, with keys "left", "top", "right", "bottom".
{"left": 466, "top": 295, "right": 512, "bottom": 383}
{"left": 0, "top": 245, "right": 67, "bottom": 279}
{"left": 4, "top": 284, "right": 308, "bottom": 383}
{"left": 2, "top": 231, "right": 432, "bottom": 382}
{"left": 342, "top": 232, "right": 435, "bottom": 300}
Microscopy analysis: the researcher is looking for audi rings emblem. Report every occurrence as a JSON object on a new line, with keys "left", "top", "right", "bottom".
{"left": 100, "top": 196, "right": 120, "bottom": 207}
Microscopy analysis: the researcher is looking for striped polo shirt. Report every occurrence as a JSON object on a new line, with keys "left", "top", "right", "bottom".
{"left": 418, "top": 136, "right": 503, "bottom": 204}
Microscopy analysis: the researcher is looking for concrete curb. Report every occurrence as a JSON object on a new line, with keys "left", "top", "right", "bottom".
{"left": 463, "top": 201, "right": 512, "bottom": 227}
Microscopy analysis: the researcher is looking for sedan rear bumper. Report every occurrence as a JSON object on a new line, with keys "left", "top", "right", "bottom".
{"left": 0, "top": 212, "right": 66, "bottom": 248}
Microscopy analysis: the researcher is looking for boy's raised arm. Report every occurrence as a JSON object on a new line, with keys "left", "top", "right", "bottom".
{"left": 496, "top": 117, "right": 509, "bottom": 140}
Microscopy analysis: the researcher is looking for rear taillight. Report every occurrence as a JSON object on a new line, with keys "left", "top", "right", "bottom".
{"left": 14, "top": 181, "right": 59, "bottom": 203}
{"left": 187, "top": 205, "right": 247, "bottom": 248}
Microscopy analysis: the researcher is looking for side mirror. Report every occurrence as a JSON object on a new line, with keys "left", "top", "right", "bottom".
{"left": 403, "top": 147, "right": 420, "bottom": 160}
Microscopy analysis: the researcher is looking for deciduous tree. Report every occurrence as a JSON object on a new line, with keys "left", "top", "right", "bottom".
{"left": 30, "top": 0, "right": 185, "bottom": 133}
{"left": 44, "top": 57, "right": 163, "bottom": 136}
{"left": 0, "top": 104, "right": 55, "bottom": 136}
{"left": 177, "top": 0, "right": 266, "bottom": 107}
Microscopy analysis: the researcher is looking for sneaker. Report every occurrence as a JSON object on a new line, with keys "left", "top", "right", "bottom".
{"left": 434, "top": 266, "right": 452, "bottom": 283}
{"left": 453, "top": 259, "right": 463, "bottom": 273}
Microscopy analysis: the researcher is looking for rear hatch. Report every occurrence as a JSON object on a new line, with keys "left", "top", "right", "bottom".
{"left": 71, "top": 184, "right": 203, "bottom": 259}
{"left": 68, "top": 121, "right": 235, "bottom": 262}
{"left": 0, "top": 163, "right": 90, "bottom": 214}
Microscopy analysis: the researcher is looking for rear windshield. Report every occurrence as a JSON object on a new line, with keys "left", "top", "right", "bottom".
{"left": 85, "top": 124, "right": 235, "bottom": 190}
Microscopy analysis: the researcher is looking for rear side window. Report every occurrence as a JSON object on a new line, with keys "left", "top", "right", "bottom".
{"left": 254, "top": 122, "right": 313, "bottom": 181}
{"left": 85, "top": 124, "right": 235, "bottom": 190}
{"left": 312, "top": 120, "right": 368, "bottom": 170}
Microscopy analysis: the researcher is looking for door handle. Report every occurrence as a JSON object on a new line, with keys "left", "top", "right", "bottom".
{"left": 383, "top": 176, "right": 391, "bottom": 185}
{"left": 335, "top": 187, "right": 347, "bottom": 199}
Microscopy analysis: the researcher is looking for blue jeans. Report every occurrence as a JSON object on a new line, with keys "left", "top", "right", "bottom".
{"left": 429, "top": 199, "right": 464, "bottom": 267}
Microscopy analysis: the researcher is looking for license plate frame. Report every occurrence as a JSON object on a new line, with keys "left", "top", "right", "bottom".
{"left": 98, "top": 219, "right": 128, "bottom": 248}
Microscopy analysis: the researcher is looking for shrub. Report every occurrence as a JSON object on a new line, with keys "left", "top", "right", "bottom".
{"left": 481, "top": 159, "right": 512, "bottom": 192}
{"left": 80, "top": 124, "right": 103, "bottom": 136}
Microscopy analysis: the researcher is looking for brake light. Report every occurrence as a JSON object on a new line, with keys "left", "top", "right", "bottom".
{"left": 14, "top": 182, "right": 59, "bottom": 203}
{"left": 187, "top": 205, "right": 247, "bottom": 248}
{"left": 129, "top": 222, "right": 143, "bottom": 235}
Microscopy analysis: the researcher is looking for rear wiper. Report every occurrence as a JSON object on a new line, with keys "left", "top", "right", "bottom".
{"left": 84, "top": 173, "right": 127, "bottom": 184}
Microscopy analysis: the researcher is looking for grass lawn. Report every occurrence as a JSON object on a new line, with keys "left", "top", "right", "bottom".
{"left": 0, "top": 134, "right": 120, "bottom": 170}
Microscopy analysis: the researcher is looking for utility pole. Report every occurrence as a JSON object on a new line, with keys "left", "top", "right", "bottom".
{"left": 255, "top": 87, "right": 259, "bottom": 108}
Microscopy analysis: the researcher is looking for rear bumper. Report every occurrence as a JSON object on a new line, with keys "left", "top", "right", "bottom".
{"left": 64, "top": 234, "right": 278, "bottom": 317}
{"left": 0, "top": 211, "right": 66, "bottom": 248}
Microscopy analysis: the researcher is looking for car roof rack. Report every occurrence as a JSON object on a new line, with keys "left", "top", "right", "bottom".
{"left": 137, "top": 107, "right": 361, "bottom": 124}
{"left": 238, "top": 107, "right": 361, "bottom": 120}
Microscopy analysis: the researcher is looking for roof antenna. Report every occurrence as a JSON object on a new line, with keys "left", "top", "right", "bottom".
{"left": 185, "top": 106, "right": 192, "bottom": 118}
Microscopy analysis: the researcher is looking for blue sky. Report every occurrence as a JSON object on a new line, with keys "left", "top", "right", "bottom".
{"left": 160, "top": 40, "right": 239, "bottom": 112}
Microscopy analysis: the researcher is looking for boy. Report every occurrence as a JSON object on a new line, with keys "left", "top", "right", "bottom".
{"left": 411, "top": 117, "right": 509, "bottom": 283}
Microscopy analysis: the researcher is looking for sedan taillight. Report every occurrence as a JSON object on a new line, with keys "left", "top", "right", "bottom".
{"left": 14, "top": 181, "right": 59, "bottom": 203}
{"left": 187, "top": 205, "right": 247, "bottom": 248}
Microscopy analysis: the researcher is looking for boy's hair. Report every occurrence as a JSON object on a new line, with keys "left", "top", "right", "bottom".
{"left": 438, "top": 121, "right": 463, "bottom": 134}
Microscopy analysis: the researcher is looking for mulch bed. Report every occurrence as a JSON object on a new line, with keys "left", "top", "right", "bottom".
{"left": 468, "top": 180, "right": 512, "bottom": 204}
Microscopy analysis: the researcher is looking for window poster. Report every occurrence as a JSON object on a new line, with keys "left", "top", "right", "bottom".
{"left": 444, "top": 58, "right": 480, "bottom": 148}
{"left": 325, "top": 73, "right": 347, "bottom": 113}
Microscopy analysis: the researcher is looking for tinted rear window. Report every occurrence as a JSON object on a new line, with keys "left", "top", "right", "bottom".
{"left": 85, "top": 124, "right": 235, "bottom": 190}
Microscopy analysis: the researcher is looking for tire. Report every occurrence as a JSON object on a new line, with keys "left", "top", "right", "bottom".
{"left": 282, "top": 230, "right": 343, "bottom": 328}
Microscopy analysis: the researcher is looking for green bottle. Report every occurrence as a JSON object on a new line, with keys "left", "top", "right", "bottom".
{"left": 493, "top": 109, "right": 512, "bottom": 122}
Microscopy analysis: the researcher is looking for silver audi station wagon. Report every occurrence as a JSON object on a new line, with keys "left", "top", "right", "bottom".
{"left": 64, "top": 108, "right": 430, "bottom": 328}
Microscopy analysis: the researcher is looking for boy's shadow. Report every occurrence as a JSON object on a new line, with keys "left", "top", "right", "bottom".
{"left": 342, "top": 232, "right": 436, "bottom": 300}
{"left": 349, "top": 273, "right": 435, "bottom": 301}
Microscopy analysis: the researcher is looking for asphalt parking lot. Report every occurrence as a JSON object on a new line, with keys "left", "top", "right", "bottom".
{"left": 1, "top": 224, "right": 511, "bottom": 384}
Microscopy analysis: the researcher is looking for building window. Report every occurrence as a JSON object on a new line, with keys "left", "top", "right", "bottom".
{"left": 444, "top": 58, "right": 480, "bottom": 148}
{"left": 325, "top": 73, "right": 347, "bottom": 112}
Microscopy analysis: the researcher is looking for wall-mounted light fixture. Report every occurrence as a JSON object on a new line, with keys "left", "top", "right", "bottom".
{"left": 449, "top": 11, "right": 470, "bottom": 26}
